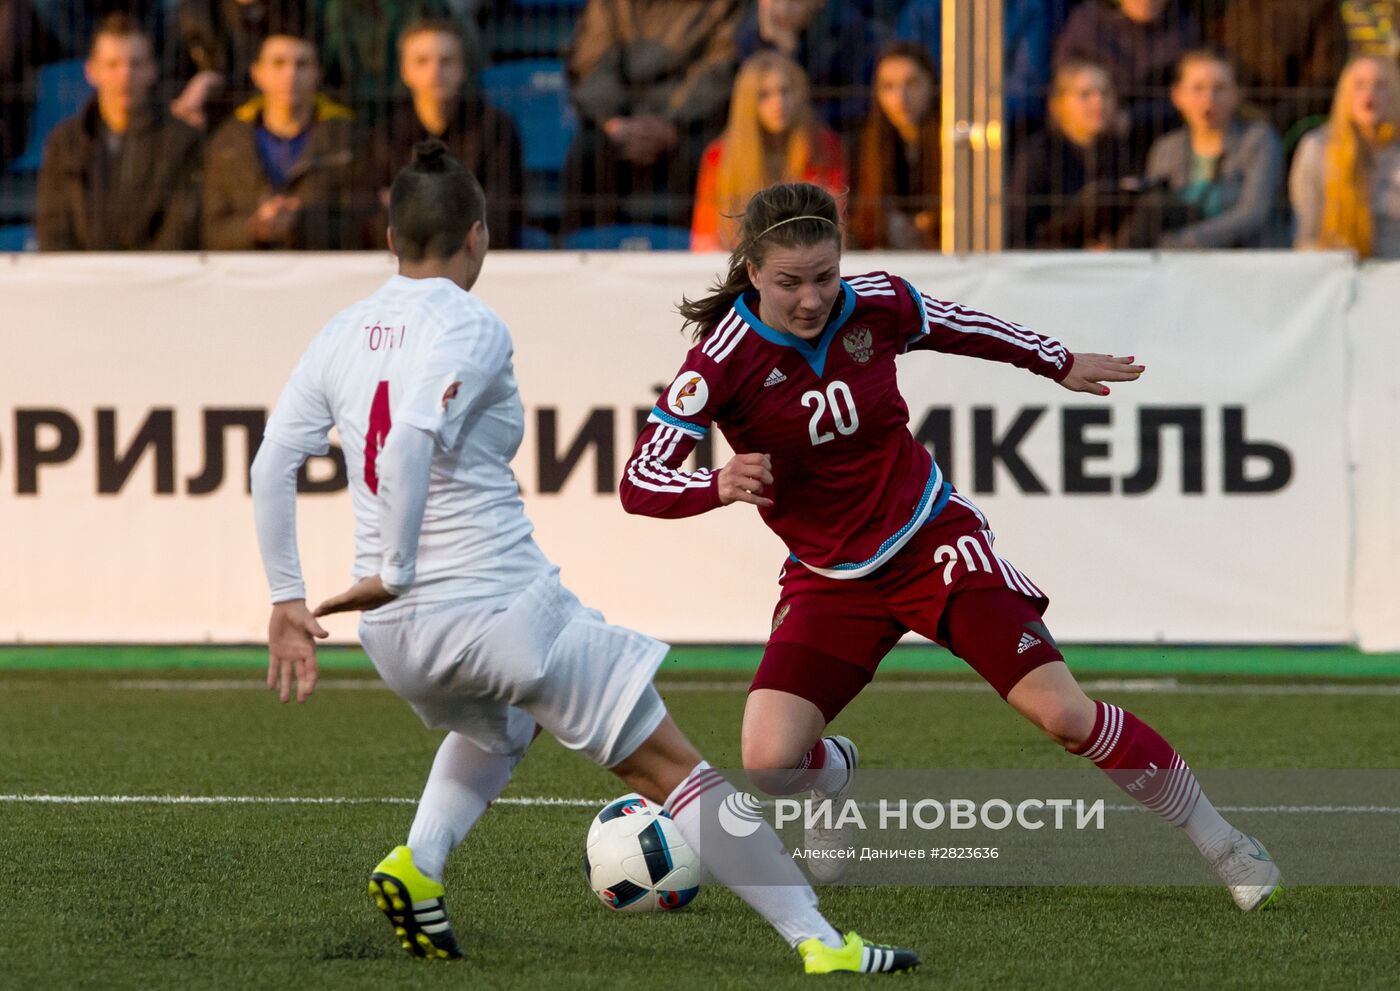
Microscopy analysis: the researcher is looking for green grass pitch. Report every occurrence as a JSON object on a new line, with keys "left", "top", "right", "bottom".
{"left": 2, "top": 646, "right": 1398, "bottom": 990}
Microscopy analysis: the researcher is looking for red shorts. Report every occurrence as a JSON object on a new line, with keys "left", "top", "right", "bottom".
{"left": 750, "top": 492, "right": 1063, "bottom": 722}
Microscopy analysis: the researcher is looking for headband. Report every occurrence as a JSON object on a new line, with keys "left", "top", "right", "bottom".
{"left": 755, "top": 214, "right": 838, "bottom": 240}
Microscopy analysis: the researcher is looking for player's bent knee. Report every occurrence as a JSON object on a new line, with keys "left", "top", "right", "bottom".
{"left": 740, "top": 736, "right": 811, "bottom": 774}
{"left": 740, "top": 737, "right": 823, "bottom": 796}
{"left": 1034, "top": 700, "right": 1095, "bottom": 750}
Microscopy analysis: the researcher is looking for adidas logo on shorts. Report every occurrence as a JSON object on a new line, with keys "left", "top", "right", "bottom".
{"left": 763, "top": 368, "right": 787, "bottom": 387}
{"left": 1017, "top": 632, "right": 1041, "bottom": 654}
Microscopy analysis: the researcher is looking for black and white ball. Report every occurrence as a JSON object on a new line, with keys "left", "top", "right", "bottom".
{"left": 583, "top": 794, "right": 702, "bottom": 912}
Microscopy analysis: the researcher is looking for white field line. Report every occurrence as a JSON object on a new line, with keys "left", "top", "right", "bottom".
{"left": 92, "top": 677, "right": 1400, "bottom": 696}
{"left": 1, "top": 794, "right": 1397, "bottom": 815}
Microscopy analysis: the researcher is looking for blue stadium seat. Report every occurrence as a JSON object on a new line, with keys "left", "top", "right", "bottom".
{"left": 0, "top": 224, "right": 36, "bottom": 251}
{"left": 480, "top": 59, "right": 575, "bottom": 175}
{"left": 486, "top": 3, "right": 582, "bottom": 58}
{"left": 563, "top": 225, "right": 692, "bottom": 251}
{"left": 8, "top": 59, "right": 93, "bottom": 174}
{"left": 519, "top": 226, "right": 554, "bottom": 249}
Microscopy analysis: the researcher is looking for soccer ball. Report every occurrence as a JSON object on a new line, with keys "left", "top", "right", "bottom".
{"left": 583, "top": 793, "right": 702, "bottom": 912}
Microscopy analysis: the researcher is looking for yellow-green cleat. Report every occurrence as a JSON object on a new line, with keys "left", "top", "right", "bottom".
{"left": 798, "top": 931, "right": 920, "bottom": 975}
{"left": 369, "top": 845, "right": 463, "bottom": 960}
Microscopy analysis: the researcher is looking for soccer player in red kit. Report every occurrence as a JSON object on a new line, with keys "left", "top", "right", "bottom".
{"left": 254, "top": 150, "right": 918, "bottom": 975}
{"left": 620, "top": 182, "right": 1282, "bottom": 909}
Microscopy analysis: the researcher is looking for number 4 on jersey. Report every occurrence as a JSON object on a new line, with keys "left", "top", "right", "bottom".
{"left": 365, "top": 380, "right": 392, "bottom": 494}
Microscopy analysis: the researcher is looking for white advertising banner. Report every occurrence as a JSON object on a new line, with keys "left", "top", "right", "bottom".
{"left": 1347, "top": 262, "right": 1400, "bottom": 652}
{"left": 0, "top": 252, "right": 1362, "bottom": 644}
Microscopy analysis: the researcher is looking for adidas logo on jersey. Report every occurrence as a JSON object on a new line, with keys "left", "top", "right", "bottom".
{"left": 1017, "top": 632, "right": 1042, "bottom": 654}
{"left": 763, "top": 368, "right": 787, "bottom": 388}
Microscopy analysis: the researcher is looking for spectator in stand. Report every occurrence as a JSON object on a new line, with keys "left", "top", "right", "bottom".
{"left": 1054, "top": 0, "right": 1200, "bottom": 165}
{"left": 893, "top": 0, "right": 1064, "bottom": 130}
{"left": 1007, "top": 58, "right": 1133, "bottom": 249}
{"left": 736, "top": 0, "right": 885, "bottom": 135}
{"left": 1120, "top": 50, "right": 1282, "bottom": 248}
{"left": 202, "top": 30, "right": 358, "bottom": 249}
{"left": 1198, "top": 0, "right": 1342, "bottom": 135}
{"left": 314, "top": 0, "right": 447, "bottom": 124}
{"left": 365, "top": 19, "right": 522, "bottom": 249}
{"left": 36, "top": 14, "right": 202, "bottom": 250}
{"left": 564, "top": 0, "right": 742, "bottom": 232}
{"left": 170, "top": 0, "right": 310, "bottom": 132}
{"left": 1291, "top": 55, "right": 1400, "bottom": 258}
{"left": 690, "top": 51, "right": 844, "bottom": 251}
{"left": 850, "top": 41, "right": 939, "bottom": 250}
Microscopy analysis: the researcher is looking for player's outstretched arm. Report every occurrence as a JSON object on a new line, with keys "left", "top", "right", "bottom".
{"left": 1059, "top": 353, "right": 1146, "bottom": 397}
{"left": 906, "top": 286, "right": 1076, "bottom": 381}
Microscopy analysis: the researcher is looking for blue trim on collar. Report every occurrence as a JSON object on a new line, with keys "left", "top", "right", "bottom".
{"left": 733, "top": 282, "right": 857, "bottom": 378}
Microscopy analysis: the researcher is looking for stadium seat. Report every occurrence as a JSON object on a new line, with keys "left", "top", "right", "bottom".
{"left": 480, "top": 59, "right": 576, "bottom": 175}
{"left": 0, "top": 224, "right": 35, "bottom": 251}
{"left": 485, "top": 3, "right": 582, "bottom": 59}
{"left": 563, "top": 225, "right": 692, "bottom": 251}
{"left": 8, "top": 60, "right": 93, "bottom": 174}
{"left": 519, "top": 226, "right": 554, "bottom": 249}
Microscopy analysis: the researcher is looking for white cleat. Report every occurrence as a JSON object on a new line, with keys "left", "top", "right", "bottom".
{"left": 804, "top": 736, "right": 858, "bottom": 883}
{"left": 1210, "top": 829, "right": 1282, "bottom": 911}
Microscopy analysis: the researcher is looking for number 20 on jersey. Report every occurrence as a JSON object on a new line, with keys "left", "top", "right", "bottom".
{"left": 801, "top": 380, "right": 859, "bottom": 446}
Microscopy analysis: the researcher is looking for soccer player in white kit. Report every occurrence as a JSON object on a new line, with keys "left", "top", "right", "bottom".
{"left": 249, "top": 140, "right": 919, "bottom": 976}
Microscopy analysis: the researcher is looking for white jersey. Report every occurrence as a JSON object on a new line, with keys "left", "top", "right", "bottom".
{"left": 264, "top": 274, "right": 549, "bottom": 609}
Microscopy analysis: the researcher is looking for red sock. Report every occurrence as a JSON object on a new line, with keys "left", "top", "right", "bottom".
{"left": 1071, "top": 701, "right": 1202, "bottom": 826}
{"left": 748, "top": 739, "right": 828, "bottom": 796}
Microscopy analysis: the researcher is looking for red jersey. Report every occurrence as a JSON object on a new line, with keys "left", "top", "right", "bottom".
{"left": 619, "top": 272, "right": 1073, "bottom": 578}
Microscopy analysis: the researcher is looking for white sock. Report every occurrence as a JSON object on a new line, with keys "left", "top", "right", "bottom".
{"left": 664, "top": 761, "right": 843, "bottom": 949}
{"left": 406, "top": 731, "right": 526, "bottom": 882}
{"left": 811, "top": 738, "right": 852, "bottom": 798}
{"left": 1180, "top": 790, "right": 1235, "bottom": 861}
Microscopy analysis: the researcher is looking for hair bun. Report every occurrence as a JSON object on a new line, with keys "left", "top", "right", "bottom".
{"left": 412, "top": 138, "right": 450, "bottom": 172}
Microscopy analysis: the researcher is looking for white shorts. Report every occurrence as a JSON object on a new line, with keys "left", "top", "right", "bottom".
{"left": 358, "top": 570, "right": 669, "bottom": 767}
